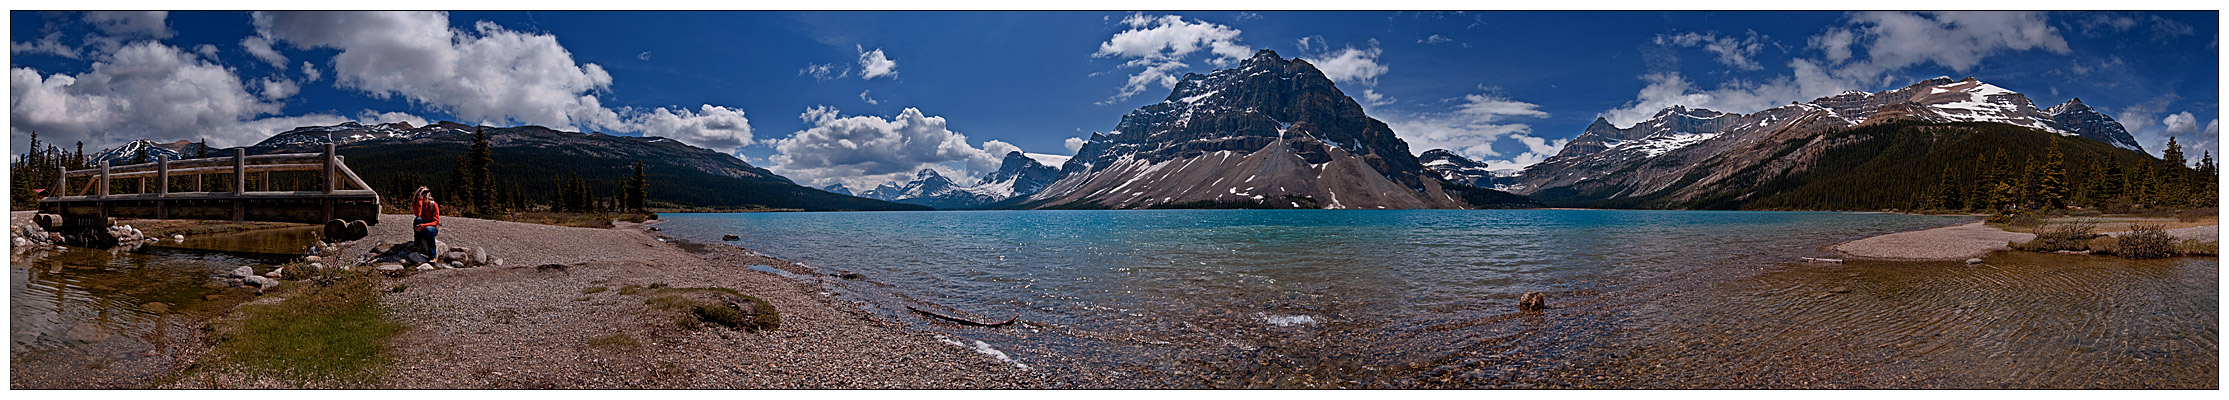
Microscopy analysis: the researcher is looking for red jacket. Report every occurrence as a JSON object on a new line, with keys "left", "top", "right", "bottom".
{"left": 413, "top": 198, "right": 441, "bottom": 230}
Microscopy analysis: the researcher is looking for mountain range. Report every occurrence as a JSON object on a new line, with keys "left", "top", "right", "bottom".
{"left": 1502, "top": 76, "right": 2152, "bottom": 209}
{"left": 833, "top": 151, "right": 1064, "bottom": 209}
{"left": 70, "top": 51, "right": 2166, "bottom": 213}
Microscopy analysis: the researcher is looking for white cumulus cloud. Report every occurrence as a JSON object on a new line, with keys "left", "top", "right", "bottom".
{"left": 10, "top": 41, "right": 319, "bottom": 149}
{"left": 241, "top": 35, "right": 287, "bottom": 68}
{"left": 1092, "top": 13, "right": 1251, "bottom": 103}
{"left": 769, "top": 106, "right": 1021, "bottom": 189}
{"left": 1384, "top": 93, "right": 1550, "bottom": 165}
{"left": 1302, "top": 40, "right": 1388, "bottom": 85}
{"left": 621, "top": 105, "right": 756, "bottom": 154}
{"left": 253, "top": 11, "right": 621, "bottom": 132}
{"left": 857, "top": 45, "right": 898, "bottom": 79}
{"left": 301, "top": 61, "right": 322, "bottom": 82}
{"left": 1065, "top": 137, "right": 1088, "bottom": 152}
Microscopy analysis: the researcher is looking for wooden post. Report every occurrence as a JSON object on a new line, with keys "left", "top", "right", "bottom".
{"left": 233, "top": 148, "right": 246, "bottom": 221}
{"left": 157, "top": 156, "right": 170, "bottom": 218}
{"left": 55, "top": 166, "right": 66, "bottom": 198}
{"left": 324, "top": 143, "right": 337, "bottom": 194}
{"left": 232, "top": 149, "right": 246, "bottom": 195}
{"left": 98, "top": 163, "right": 110, "bottom": 219}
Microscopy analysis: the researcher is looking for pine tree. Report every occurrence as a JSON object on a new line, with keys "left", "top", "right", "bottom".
{"left": 2091, "top": 160, "right": 2124, "bottom": 205}
{"left": 466, "top": 127, "right": 495, "bottom": 212}
{"left": 196, "top": 138, "right": 209, "bottom": 159}
{"left": 626, "top": 161, "right": 647, "bottom": 211}
{"left": 2163, "top": 136, "right": 2186, "bottom": 168}
{"left": 2036, "top": 139, "right": 2068, "bottom": 209}
{"left": 448, "top": 153, "right": 473, "bottom": 211}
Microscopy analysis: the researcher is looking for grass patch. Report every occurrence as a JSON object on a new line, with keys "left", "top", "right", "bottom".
{"left": 635, "top": 287, "right": 779, "bottom": 331}
{"left": 580, "top": 286, "right": 608, "bottom": 294}
{"left": 206, "top": 271, "right": 401, "bottom": 385}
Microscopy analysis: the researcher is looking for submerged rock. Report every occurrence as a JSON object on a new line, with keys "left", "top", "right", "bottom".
{"left": 723, "top": 234, "right": 741, "bottom": 241}
{"left": 1964, "top": 258, "right": 1984, "bottom": 265}
{"left": 1519, "top": 292, "right": 1547, "bottom": 312}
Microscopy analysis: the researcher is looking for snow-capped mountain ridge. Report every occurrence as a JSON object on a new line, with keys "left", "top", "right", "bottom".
{"left": 88, "top": 139, "right": 188, "bottom": 165}
{"left": 1513, "top": 76, "right": 2149, "bottom": 207}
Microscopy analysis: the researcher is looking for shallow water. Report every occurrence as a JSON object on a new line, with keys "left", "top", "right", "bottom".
{"left": 9, "top": 226, "right": 318, "bottom": 387}
{"left": 659, "top": 209, "right": 2215, "bottom": 388}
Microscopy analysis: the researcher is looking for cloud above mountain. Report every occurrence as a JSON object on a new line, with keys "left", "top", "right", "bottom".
{"left": 768, "top": 106, "right": 1020, "bottom": 189}
{"left": 1383, "top": 92, "right": 1550, "bottom": 167}
{"left": 1601, "top": 11, "right": 2074, "bottom": 127}
{"left": 1092, "top": 13, "right": 1251, "bottom": 103}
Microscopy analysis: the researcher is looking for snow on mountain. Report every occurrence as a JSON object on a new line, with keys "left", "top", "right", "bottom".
{"left": 1019, "top": 49, "right": 1476, "bottom": 209}
{"left": 1515, "top": 76, "right": 2148, "bottom": 205}
{"left": 88, "top": 139, "right": 188, "bottom": 165}
{"left": 855, "top": 151, "right": 1063, "bottom": 209}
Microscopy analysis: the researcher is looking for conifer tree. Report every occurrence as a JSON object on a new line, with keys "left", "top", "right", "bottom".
{"left": 448, "top": 153, "right": 473, "bottom": 210}
{"left": 2163, "top": 136, "right": 2185, "bottom": 168}
{"left": 2036, "top": 139, "right": 2068, "bottom": 209}
{"left": 626, "top": 161, "right": 647, "bottom": 211}
{"left": 466, "top": 127, "right": 495, "bottom": 212}
{"left": 2091, "top": 160, "right": 2124, "bottom": 205}
{"left": 197, "top": 138, "right": 209, "bottom": 159}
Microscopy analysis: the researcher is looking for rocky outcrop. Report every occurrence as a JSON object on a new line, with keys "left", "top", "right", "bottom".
{"left": 1021, "top": 50, "right": 1471, "bottom": 209}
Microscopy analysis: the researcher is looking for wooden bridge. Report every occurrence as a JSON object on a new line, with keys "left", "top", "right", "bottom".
{"left": 36, "top": 143, "right": 381, "bottom": 238}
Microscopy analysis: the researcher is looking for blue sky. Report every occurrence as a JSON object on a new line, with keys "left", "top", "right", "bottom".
{"left": 9, "top": 11, "right": 2219, "bottom": 189}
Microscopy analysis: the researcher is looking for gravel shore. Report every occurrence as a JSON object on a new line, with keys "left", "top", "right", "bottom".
{"left": 173, "top": 214, "right": 1050, "bottom": 388}
{"left": 1832, "top": 221, "right": 2219, "bottom": 261}
{"left": 1830, "top": 222, "right": 2036, "bottom": 261}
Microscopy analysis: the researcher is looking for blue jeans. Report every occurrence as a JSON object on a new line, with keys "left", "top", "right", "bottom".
{"left": 414, "top": 217, "right": 438, "bottom": 256}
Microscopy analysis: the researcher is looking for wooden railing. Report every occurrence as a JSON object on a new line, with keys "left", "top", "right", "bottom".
{"left": 49, "top": 143, "right": 374, "bottom": 199}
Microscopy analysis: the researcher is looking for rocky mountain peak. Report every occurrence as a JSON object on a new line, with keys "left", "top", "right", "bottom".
{"left": 1021, "top": 49, "right": 1472, "bottom": 209}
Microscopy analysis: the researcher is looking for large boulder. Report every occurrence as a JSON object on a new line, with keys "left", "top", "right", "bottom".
{"left": 472, "top": 247, "right": 488, "bottom": 265}
{"left": 231, "top": 266, "right": 256, "bottom": 278}
{"left": 243, "top": 275, "right": 278, "bottom": 289}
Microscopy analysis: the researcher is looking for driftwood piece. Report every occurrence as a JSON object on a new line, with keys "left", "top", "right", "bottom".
{"left": 907, "top": 305, "right": 1019, "bottom": 327}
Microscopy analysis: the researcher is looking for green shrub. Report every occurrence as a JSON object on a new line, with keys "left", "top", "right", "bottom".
{"left": 2013, "top": 219, "right": 2100, "bottom": 252}
{"left": 2115, "top": 224, "right": 2178, "bottom": 259}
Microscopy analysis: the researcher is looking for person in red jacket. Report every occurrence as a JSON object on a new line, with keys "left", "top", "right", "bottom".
{"left": 412, "top": 186, "right": 441, "bottom": 257}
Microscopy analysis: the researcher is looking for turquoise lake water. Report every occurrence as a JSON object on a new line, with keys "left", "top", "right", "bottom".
{"left": 655, "top": 209, "right": 2220, "bottom": 388}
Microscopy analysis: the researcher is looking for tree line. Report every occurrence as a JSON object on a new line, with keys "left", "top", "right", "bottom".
{"left": 379, "top": 127, "right": 651, "bottom": 215}
{"left": 1918, "top": 134, "right": 2216, "bottom": 213}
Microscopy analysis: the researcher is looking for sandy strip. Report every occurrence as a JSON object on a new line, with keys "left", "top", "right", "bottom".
{"left": 1830, "top": 222, "right": 2035, "bottom": 261}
